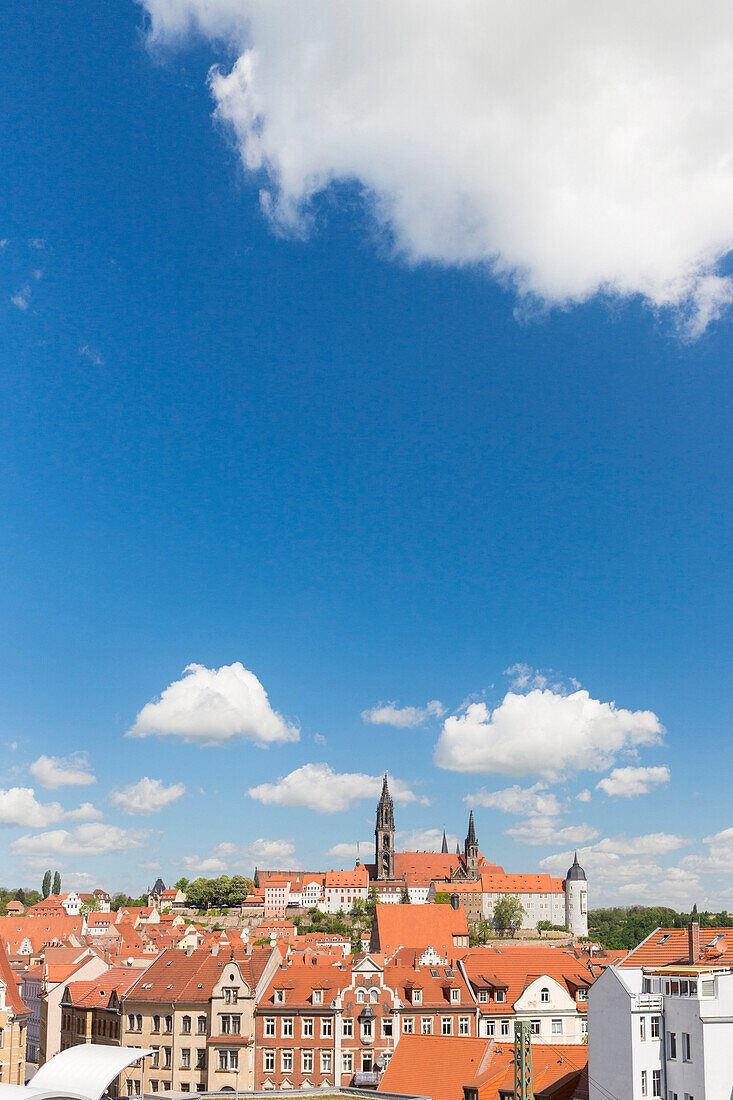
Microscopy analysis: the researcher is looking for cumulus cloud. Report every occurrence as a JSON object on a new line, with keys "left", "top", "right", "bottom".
{"left": 576, "top": 789, "right": 592, "bottom": 803}
{"left": 127, "top": 662, "right": 299, "bottom": 747}
{"left": 10, "top": 285, "right": 31, "bottom": 311}
{"left": 596, "top": 765, "right": 671, "bottom": 798}
{"left": 30, "top": 753, "right": 96, "bottom": 790}
{"left": 362, "top": 700, "right": 444, "bottom": 728}
{"left": 397, "top": 828, "right": 460, "bottom": 852}
{"left": 110, "top": 777, "right": 186, "bottom": 816}
{"left": 506, "top": 818, "right": 598, "bottom": 846}
{"left": 0, "top": 787, "right": 100, "bottom": 828}
{"left": 142, "top": 0, "right": 733, "bottom": 333}
{"left": 182, "top": 837, "right": 296, "bottom": 875}
{"left": 248, "top": 763, "right": 427, "bottom": 813}
{"left": 434, "top": 688, "right": 663, "bottom": 778}
{"left": 12, "top": 823, "right": 147, "bottom": 864}
{"left": 325, "top": 840, "right": 373, "bottom": 862}
{"left": 469, "top": 781, "right": 563, "bottom": 817}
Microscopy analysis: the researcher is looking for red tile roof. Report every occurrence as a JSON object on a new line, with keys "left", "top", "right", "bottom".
{"left": 62, "top": 967, "right": 142, "bottom": 1008}
{"left": 379, "top": 1034, "right": 494, "bottom": 1100}
{"left": 479, "top": 872, "right": 565, "bottom": 894}
{"left": 475, "top": 1043, "right": 588, "bottom": 1100}
{"left": 0, "top": 939, "right": 28, "bottom": 1014}
{"left": 620, "top": 926, "right": 733, "bottom": 969}
{"left": 0, "top": 915, "right": 84, "bottom": 954}
{"left": 460, "top": 945, "right": 593, "bottom": 1013}
{"left": 125, "top": 946, "right": 274, "bottom": 1002}
{"left": 372, "top": 903, "right": 469, "bottom": 955}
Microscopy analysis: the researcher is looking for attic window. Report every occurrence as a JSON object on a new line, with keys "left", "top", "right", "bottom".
{"left": 167, "top": 984, "right": 172, "bottom": 990}
{"left": 198, "top": 983, "right": 203, "bottom": 989}
{"left": 430, "top": 969, "right": 440, "bottom": 978}
{"left": 444, "top": 968, "right": 454, "bottom": 978}
{"left": 658, "top": 934, "right": 671, "bottom": 944}
{"left": 708, "top": 935, "right": 725, "bottom": 947}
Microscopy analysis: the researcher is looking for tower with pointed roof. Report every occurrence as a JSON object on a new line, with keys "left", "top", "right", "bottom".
{"left": 564, "top": 851, "right": 588, "bottom": 937}
{"left": 375, "top": 773, "right": 395, "bottom": 880}
{"left": 464, "top": 810, "right": 479, "bottom": 879}
{"left": 441, "top": 829, "right": 449, "bottom": 855}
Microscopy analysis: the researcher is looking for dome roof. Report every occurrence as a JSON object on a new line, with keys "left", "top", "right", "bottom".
{"left": 566, "top": 851, "right": 587, "bottom": 881}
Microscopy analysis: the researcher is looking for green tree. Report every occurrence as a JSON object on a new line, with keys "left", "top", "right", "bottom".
{"left": 175, "top": 877, "right": 190, "bottom": 892}
{"left": 81, "top": 898, "right": 101, "bottom": 917}
{"left": 537, "top": 919, "right": 553, "bottom": 937}
{"left": 492, "top": 895, "right": 526, "bottom": 937}
{"left": 42, "top": 870, "right": 52, "bottom": 899}
{"left": 228, "top": 876, "right": 253, "bottom": 907}
{"left": 52, "top": 871, "right": 61, "bottom": 895}
{"left": 365, "top": 885, "right": 379, "bottom": 919}
{"left": 400, "top": 884, "right": 411, "bottom": 904}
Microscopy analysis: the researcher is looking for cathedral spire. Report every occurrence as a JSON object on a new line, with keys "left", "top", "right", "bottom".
{"left": 466, "top": 809, "right": 476, "bottom": 848}
{"left": 375, "top": 771, "right": 395, "bottom": 880}
{"left": 441, "top": 828, "right": 449, "bottom": 855}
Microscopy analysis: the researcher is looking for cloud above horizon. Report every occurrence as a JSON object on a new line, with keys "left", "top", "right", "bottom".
{"left": 30, "top": 753, "right": 96, "bottom": 790}
{"left": 127, "top": 662, "right": 299, "bottom": 747}
{"left": 362, "top": 700, "right": 444, "bottom": 728}
{"left": 248, "top": 763, "right": 427, "bottom": 813}
{"left": 0, "top": 787, "right": 101, "bottom": 829}
{"left": 110, "top": 777, "right": 186, "bottom": 816}
{"left": 434, "top": 688, "right": 664, "bottom": 778}
{"left": 143, "top": 0, "right": 733, "bottom": 334}
{"left": 596, "top": 764, "right": 671, "bottom": 798}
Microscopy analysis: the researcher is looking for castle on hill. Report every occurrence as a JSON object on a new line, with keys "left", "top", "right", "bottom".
{"left": 255, "top": 773, "right": 588, "bottom": 937}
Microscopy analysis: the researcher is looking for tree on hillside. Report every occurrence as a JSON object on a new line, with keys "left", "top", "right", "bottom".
{"left": 81, "top": 898, "right": 101, "bottom": 916}
{"left": 42, "top": 870, "right": 52, "bottom": 899}
{"left": 52, "top": 871, "right": 61, "bottom": 895}
{"left": 228, "top": 876, "right": 253, "bottom": 906}
{"left": 537, "top": 920, "right": 553, "bottom": 937}
{"left": 493, "top": 895, "right": 525, "bottom": 937}
{"left": 175, "top": 877, "right": 190, "bottom": 892}
{"left": 366, "top": 885, "right": 379, "bottom": 919}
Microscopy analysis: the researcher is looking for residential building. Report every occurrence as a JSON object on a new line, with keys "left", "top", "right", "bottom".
{"left": 370, "top": 903, "right": 469, "bottom": 958}
{"left": 588, "top": 922, "right": 733, "bottom": 1100}
{"left": 59, "top": 964, "right": 141, "bottom": 1093}
{"left": 459, "top": 945, "right": 593, "bottom": 1044}
{"left": 117, "top": 944, "right": 281, "bottom": 1096}
{"left": 0, "top": 937, "right": 29, "bottom": 1085}
{"left": 39, "top": 948, "right": 108, "bottom": 1064}
{"left": 323, "top": 867, "right": 370, "bottom": 915}
{"left": 21, "top": 966, "right": 43, "bottom": 1064}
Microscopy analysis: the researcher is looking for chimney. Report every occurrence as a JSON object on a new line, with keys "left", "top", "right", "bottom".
{"left": 212, "top": 942, "right": 220, "bottom": 956}
{"left": 688, "top": 922, "right": 700, "bottom": 963}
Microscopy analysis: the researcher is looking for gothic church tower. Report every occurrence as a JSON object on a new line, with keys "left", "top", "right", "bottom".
{"left": 375, "top": 773, "right": 395, "bottom": 880}
{"left": 464, "top": 809, "right": 479, "bottom": 879}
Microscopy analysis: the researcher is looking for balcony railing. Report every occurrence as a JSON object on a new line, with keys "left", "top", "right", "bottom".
{"left": 631, "top": 994, "right": 663, "bottom": 1011}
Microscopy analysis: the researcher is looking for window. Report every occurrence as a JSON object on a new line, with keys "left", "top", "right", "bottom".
{"left": 459, "top": 1016, "right": 470, "bottom": 1036}
{"left": 451, "top": 988, "right": 460, "bottom": 1004}
{"left": 495, "top": 989, "right": 506, "bottom": 1003}
{"left": 150, "top": 1082, "right": 159, "bottom": 1093}
{"left": 478, "top": 990, "right": 488, "bottom": 1003}
{"left": 342, "top": 1018, "right": 353, "bottom": 1037}
{"left": 682, "top": 1032, "right": 691, "bottom": 1061}
{"left": 551, "top": 1019, "right": 562, "bottom": 1036}
{"left": 382, "top": 1018, "right": 393, "bottom": 1037}
{"left": 486, "top": 1021, "right": 495, "bottom": 1036}
{"left": 300, "top": 1017, "right": 313, "bottom": 1037}
{"left": 441, "top": 1017, "right": 453, "bottom": 1035}
{"left": 321, "top": 1051, "right": 332, "bottom": 1074}
{"left": 181, "top": 1049, "right": 190, "bottom": 1068}
{"left": 196, "top": 1050, "right": 206, "bottom": 1069}
{"left": 668, "top": 1093, "right": 678, "bottom": 1100}
{"left": 370, "top": 989, "right": 379, "bottom": 1003}
{"left": 356, "top": 989, "right": 365, "bottom": 1003}
{"left": 541, "top": 988, "right": 550, "bottom": 1003}
{"left": 151, "top": 1049, "right": 160, "bottom": 1069}
{"left": 701, "top": 980, "right": 715, "bottom": 997}
{"left": 282, "top": 1050, "right": 293, "bottom": 1073}
{"left": 421, "top": 1017, "right": 432, "bottom": 1034}
{"left": 182, "top": 1016, "right": 191, "bottom": 1034}
{"left": 581, "top": 1019, "right": 588, "bottom": 1036}
{"left": 263, "top": 1050, "right": 275, "bottom": 1073}
{"left": 500, "top": 1019, "right": 510, "bottom": 1037}
{"left": 321, "top": 1018, "right": 332, "bottom": 1037}
{"left": 651, "top": 1016, "right": 661, "bottom": 1039}
{"left": 402, "top": 1017, "right": 414, "bottom": 1034}
{"left": 218, "top": 1050, "right": 227, "bottom": 1072}
{"left": 668, "top": 1032, "right": 677, "bottom": 1060}
{"left": 282, "top": 1017, "right": 294, "bottom": 1038}
{"left": 313, "top": 990, "right": 323, "bottom": 1005}
{"left": 576, "top": 989, "right": 587, "bottom": 1002}
{"left": 264, "top": 1017, "right": 275, "bottom": 1037}
{"left": 641, "top": 1070, "right": 648, "bottom": 1097}
{"left": 640, "top": 1016, "right": 646, "bottom": 1040}
{"left": 412, "top": 988, "right": 422, "bottom": 1004}
{"left": 197, "top": 1016, "right": 207, "bottom": 1035}
{"left": 361, "top": 1018, "right": 373, "bottom": 1040}
{"left": 164, "top": 1016, "right": 172, "bottom": 1034}
{"left": 653, "top": 1069, "right": 662, "bottom": 1097}
{"left": 302, "top": 1050, "right": 313, "bottom": 1074}
{"left": 127, "top": 1014, "right": 136, "bottom": 1032}
{"left": 181, "top": 1086, "right": 190, "bottom": 1094}
{"left": 343, "top": 1052, "right": 353, "bottom": 1073}
{"left": 530, "top": 1020, "right": 541, "bottom": 1035}
{"left": 274, "top": 990, "right": 285, "bottom": 1004}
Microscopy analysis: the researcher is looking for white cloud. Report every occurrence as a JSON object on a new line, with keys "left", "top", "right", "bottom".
{"left": 434, "top": 688, "right": 663, "bottom": 778}
{"left": 247, "top": 763, "right": 427, "bottom": 813}
{"left": 30, "top": 753, "right": 96, "bottom": 790}
{"left": 362, "top": 700, "right": 444, "bottom": 728}
{"left": 469, "top": 781, "right": 563, "bottom": 817}
{"left": 127, "top": 662, "right": 299, "bottom": 747}
{"left": 183, "top": 837, "right": 296, "bottom": 875}
{"left": 506, "top": 818, "right": 599, "bottom": 846}
{"left": 12, "top": 823, "right": 147, "bottom": 864}
{"left": 0, "top": 239, "right": 8, "bottom": 249}
{"left": 0, "top": 787, "right": 99, "bottom": 828}
{"left": 28, "top": 239, "right": 45, "bottom": 250}
{"left": 313, "top": 733, "right": 326, "bottom": 746}
{"left": 397, "top": 828, "right": 459, "bottom": 852}
{"left": 79, "top": 345, "right": 104, "bottom": 367}
{"left": 143, "top": 0, "right": 733, "bottom": 333}
{"left": 539, "top": 833, "right": 693, "bottom": 904}
{"left": 596, "top": 765, "right": 670, "bottom": 798}
{"left": 576, "top": 789, "right": 592, "bottom": 803}
{"left": 325, "top": 840, "right": 373, "bottom": 862}
{"left": 110, "top": 777, "right": 186, "bottom": 816}
{"left": 11, "top": 286, "right": 31, "bottom": 311}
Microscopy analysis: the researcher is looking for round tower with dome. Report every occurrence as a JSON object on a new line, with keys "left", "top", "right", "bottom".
{"left": 564, "top": 852, "right": 588, "bottom": 937}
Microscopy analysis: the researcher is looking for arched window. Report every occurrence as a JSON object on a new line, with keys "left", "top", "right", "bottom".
{"left": 540, "top": 988, "right": 550, "bottom": 1003}
{"left": 165, "top": 1014, "right": 173, "bottom": 1033}
{"left": 356, "top": 989, "right": 365, "bottom": 1003}
{"left": 152, "top": 1014, "right": 160, "bottom": 1033}
{"left": 182, "top": 1015, "right": 191, "bottom": 1034}
{"left": 198, "top": 1015, "right": 208, "bottom": 1034}
{"left": 370, "top": 989, "right": 379, "bottom": 1003}
{"left": 136, "top": 1014, "right": 143, "bottom": 1031}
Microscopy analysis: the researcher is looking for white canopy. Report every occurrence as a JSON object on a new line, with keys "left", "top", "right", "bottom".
{"left": 0, "top": 1046, "right": 153, "bottom": 1100}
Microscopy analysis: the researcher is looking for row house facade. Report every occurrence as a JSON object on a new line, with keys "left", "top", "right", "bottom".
{"left": 254, "top": 953, "right": 479, "bottom": 1090}
{"left": 0, "top": 940, "right": 29, "bottom": 1086}
{"left": 117, "top": 945, "right": 281, "bottom": 1096}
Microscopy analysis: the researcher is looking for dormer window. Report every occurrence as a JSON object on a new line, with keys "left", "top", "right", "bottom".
{"left": 313, "top": 990, "right": 323, "bottom": 1005}
{"left": 495, "top": 989, "right": 506, "bottom": 1003}
{"left": 576, "top": 989, "right": 587, "bottom": 1002}
{"left": 450, "top": 988, "right": 460, "bottom": 1004}
{"left": 274, "top": 989, "right": 285, "bottom": 1004}
{"left": 412, "top": 989, "right": 422, "bottom": 1005}
{"left": 478, "top": 990, "right": 488, "bottom": 1003}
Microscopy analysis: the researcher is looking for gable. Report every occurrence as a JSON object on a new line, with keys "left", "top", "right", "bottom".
{"left": 514, "top": 974, "right": 576, "bottom": 1013}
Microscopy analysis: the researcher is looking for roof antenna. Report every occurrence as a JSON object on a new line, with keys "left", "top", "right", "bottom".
{"left": 356, "top": 841, "right": 361, "bottom": 866}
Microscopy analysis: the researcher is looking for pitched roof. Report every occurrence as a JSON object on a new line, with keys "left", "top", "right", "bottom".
{"left": 378, "top": 1034, "right": 494, "bottom": 1100}
{"left": 619, "top": 926, "right": 733, "bottom": 969}
{"left": 479, "top": 872, "right": 565, "bottom": 894}
{"left": 372, "top": 903, "right": 468, "bottom": 955}
{"left": 460, "top": 945, "right": 593, "bottom": 1012}
{"left": 0, "top": 915, "right": 84, "bottom": 954}
{"left": 0, "top": 938, "right": 29, "bottom": 1014}
{"left": 124, "top": 946, "right": 273, "bottom": 1002}
{"left": 62, "top": 967, "right": 142, "bottom": 1008}
{"left": 475, "top": 1043, "right": 588, "bottom": 1100}
{"left": 325, "top": 866, "right": 369, "bottom": 888}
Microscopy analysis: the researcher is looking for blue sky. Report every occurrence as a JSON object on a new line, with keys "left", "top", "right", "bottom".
{"left": 1, "top": 0, "right": 731, "bottom": 908}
